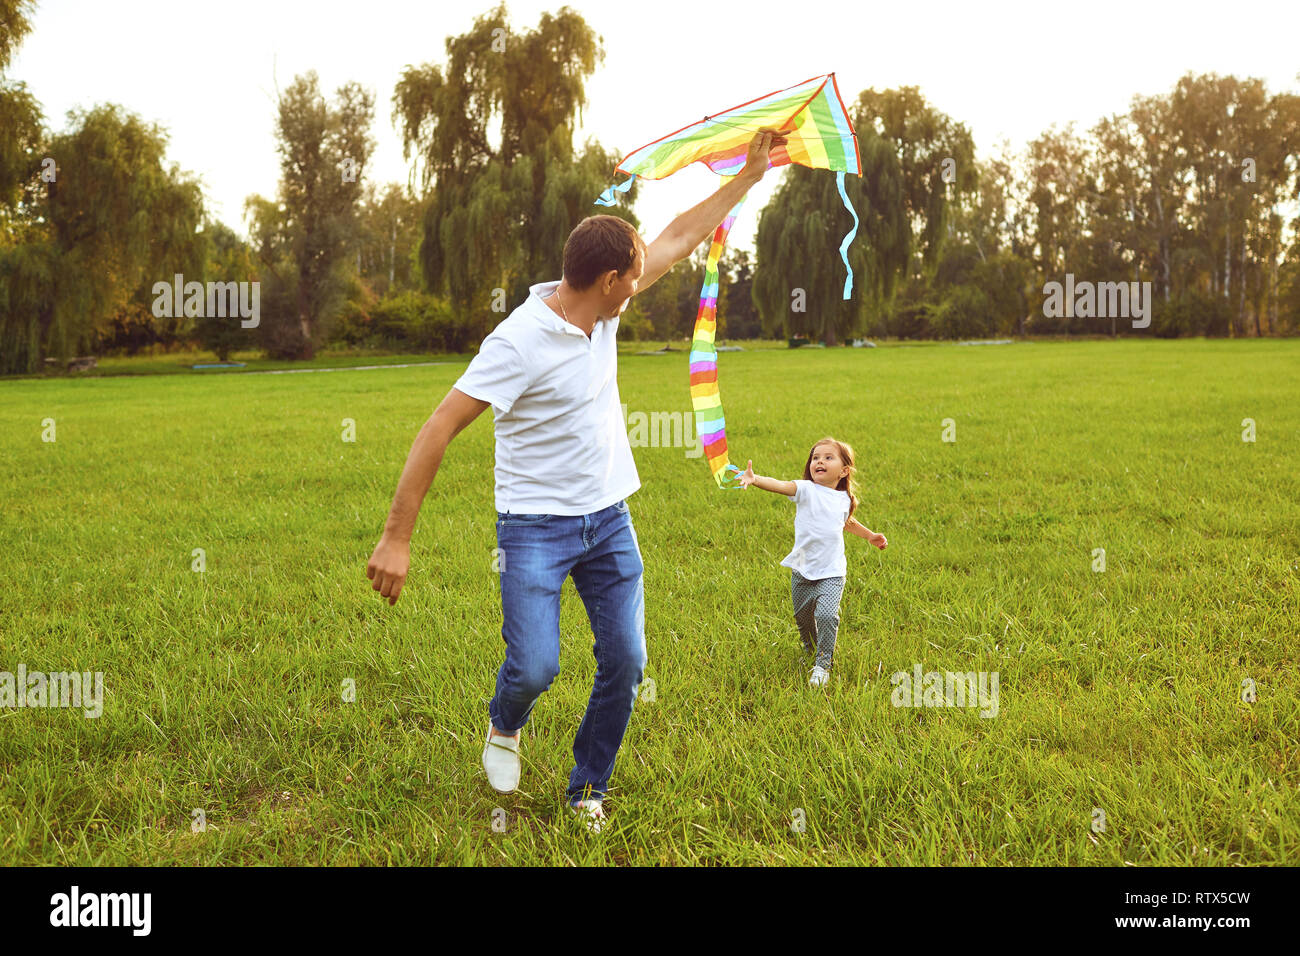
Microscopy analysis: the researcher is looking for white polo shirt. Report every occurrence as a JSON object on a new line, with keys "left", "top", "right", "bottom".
{"left": 780, "top": 479, "right": 851, "bottom": 579}
{"left": 453, "top": 280, "right": 640, "bottom": 515}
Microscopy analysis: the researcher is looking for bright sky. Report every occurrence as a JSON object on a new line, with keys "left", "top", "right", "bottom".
{"left": 11, "top": 0, "right": 1300, "bottom": 253}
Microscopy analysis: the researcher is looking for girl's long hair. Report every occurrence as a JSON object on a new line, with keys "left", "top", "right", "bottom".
{"left": 802, "top": 437, "right": 858, "bottom": 519}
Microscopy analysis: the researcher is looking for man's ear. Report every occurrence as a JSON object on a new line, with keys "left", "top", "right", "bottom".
{"left": 601, "top": 269, "right": 618, "bottom": 295}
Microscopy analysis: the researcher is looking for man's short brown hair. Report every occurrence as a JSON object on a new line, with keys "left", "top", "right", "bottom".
{"left": 563, "top": 216, "right": 645, "bottom": 291}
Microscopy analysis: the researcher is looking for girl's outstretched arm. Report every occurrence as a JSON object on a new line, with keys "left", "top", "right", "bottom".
{"left": 846, "top": 516, "right": 887, "bottom": 550}
{"left": 737, "top": 459, "right": 796, "bottom": 496}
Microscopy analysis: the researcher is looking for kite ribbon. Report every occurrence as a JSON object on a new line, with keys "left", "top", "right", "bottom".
{"left": 836, "top": 170, "right": 858, "bottom": 299}
{"left": 690, "top": 188, "right": 746, "bottom": 489}
{"left": 594, "top": 174, "right": 636, "bottom": 207}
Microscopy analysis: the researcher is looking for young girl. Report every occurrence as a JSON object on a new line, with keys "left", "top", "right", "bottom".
{"left": 740, "top": 437, "right": 887, "bottom": 686}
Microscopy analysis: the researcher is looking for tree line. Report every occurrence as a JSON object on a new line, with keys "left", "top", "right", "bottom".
{"left": 756, "top": 77, "right": 1300, "bottom": 343}
{"left": 3, "top": 1, "right": 1298, "bottom": 377}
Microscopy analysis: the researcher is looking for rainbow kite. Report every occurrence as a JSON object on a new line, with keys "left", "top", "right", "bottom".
{"left": 597, "top": 74, "right": 862, "bottom": 488}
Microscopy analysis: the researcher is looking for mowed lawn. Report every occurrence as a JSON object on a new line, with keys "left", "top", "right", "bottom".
{"left": 0, "top": 338, "right": 1296, "bottom": 866}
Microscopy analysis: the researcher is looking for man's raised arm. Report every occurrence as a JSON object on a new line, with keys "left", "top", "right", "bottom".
{"left": 366, "top": 387, "right": 489, "bottom": 605}
{"left": 638, "top": 129, "right": 785, "bottom": 293}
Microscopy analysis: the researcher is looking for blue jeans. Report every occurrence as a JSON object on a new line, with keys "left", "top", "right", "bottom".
{"left": 489, "top": 499, "right": 646, "bottom": 804}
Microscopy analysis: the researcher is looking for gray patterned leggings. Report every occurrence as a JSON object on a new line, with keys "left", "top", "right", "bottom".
{"left": 790, "top": 570, "right": 846, "bottom": 670}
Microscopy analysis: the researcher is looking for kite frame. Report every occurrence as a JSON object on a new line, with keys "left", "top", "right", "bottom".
{"left": 613, "top": 72, "right": 863, "bottom": 180}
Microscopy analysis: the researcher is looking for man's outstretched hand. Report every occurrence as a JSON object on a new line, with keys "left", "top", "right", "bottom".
{"left": 739, "top": 128, "right": 789, "bottom": 184}
{"left": 367, "top": 535, "right": 410, "bottom": 606}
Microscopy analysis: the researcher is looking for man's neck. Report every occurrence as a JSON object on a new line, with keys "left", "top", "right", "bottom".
{"left": 548, "top": 282, "right": 599, "bottom": 337}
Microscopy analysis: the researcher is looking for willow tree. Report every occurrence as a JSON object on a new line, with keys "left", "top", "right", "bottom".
{"left": 856, "top": 86, "right": 978, "bottom": 272}
{"left": 2, "top": 104, "right": 205, "bottom": 373}
{"left": 0, "top": 0, "right": 46, "bottom": 372}
{"left": 0, "top": 0, "right": 34, "bottom": 64}
{"left": 754, "top": 86, "right": 977, "bottom": 344}
{"left": 753, "top": 125, "right": 909, "bottom": 344}
{"left": 52, "top": 108, "right": 205, "bottom": 340}
{"left": 393, "top": 4, "right": 636, "bottom": 332}
{"left": 4, "top": 4, "right": 213, "bottom": 370}
{"left": 0, "top": 0, "right": 40, "bottom": 210}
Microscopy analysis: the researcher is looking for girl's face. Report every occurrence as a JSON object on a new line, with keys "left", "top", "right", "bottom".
{"left": 809, "top": 443, "right": 849, "bottom": 488}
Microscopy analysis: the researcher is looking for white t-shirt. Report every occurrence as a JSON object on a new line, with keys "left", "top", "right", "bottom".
{"left": 453, "top": 280, "right": 640, "bottom": 515}
{"left": 779, "top": 479, "right": 851, "bottom": 579}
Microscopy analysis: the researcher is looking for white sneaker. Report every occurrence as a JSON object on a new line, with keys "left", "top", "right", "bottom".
{"left": 570, "top": 799, "right": 606, "bottom": 833}
{"left": 809, "top": 666, "right": 829, "bottom": 687}
{"left": 482, "top": 724, "right": 520, "bottom": 794}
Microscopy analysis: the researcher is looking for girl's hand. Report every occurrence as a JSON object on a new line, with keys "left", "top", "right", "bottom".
{"left": 737, "top": 459, "right": 757, "bottom": 489}
{"left": 869, "top": 532, "right": 888, "bottom": 550}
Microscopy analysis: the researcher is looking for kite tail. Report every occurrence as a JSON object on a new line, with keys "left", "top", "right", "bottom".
{"left": 689, "top": 190, "right": 746, "bottom": 489}
{"left": 594, "top": 174, "right": 636, "bottom": 206}
{"left": 836, "top": 170, "right": 859, "bottom": 299}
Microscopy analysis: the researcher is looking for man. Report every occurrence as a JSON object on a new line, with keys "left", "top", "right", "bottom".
{"left": 366, "top": 130, "right": 783, "bottom": 830}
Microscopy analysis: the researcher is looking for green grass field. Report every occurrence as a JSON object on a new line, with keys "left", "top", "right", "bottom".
{"left": 1, "top": 338, "right": 1296, "bottom": 865}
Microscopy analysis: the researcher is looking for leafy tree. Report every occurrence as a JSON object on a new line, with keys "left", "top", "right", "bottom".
{"left": 718, "top": 248, "right": 760, "bottom": 339}
{"left": 753, "top": 165, "right": 858, "bottom": 343}
{"left": 0, "top": 0, "right": 46, "bottom": 371}
{"left": 0, "top": 0, "right": 40, "bottom": 208}
{"left": 0, "top": 0, "right": 34, "bottom": 66}
{"left": 2, "top": 104, "right": 205, "bottom": 372}
{"left": 1089, "top": 110, "right": 1158, "bottom": 333}
{"left": 355, "top": 182, "right": 423, "bottom": 298}
{"left": 752, "top": 87, "right": 974, "bottom": 344}
{"left": 1083, "top": 74, "right": 1299, "bottom": 336}
{"left": 193, "top": 220, "right": 256, "bottom": 361}
{"left": 1125, "top": 93, "right": 1184, "bottom": 304}
{"left": 951, "top": 145, "right": 1029, "bottom": 263}
{"left": 250, "top": 71, "right": 375, "bottom": 359}
{"left": 855, "top": 86, "right": 978, "bottom": 273}
{"left": 393, "top": 4, "right": 636, "bottom": 335}
{"left": 1023, "top": 125, "right": 1092, "bottom": 285}
{"left": 243, "top": 193, "right": 298, "bottom": 355}
{"left": 0, "top": 231, "right": 52, "bottom": 372}
{"left": 947, "top": 148, "right": 1035, "bottom": 335}
{"left": 753, "top": 121, "right": 909, "bottom": 344}
{"left": 52, "top": 107, "right": 207, "bottom": 352}
{"left": 1278, "top": 241, "right": 1300, "bottom": 335}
